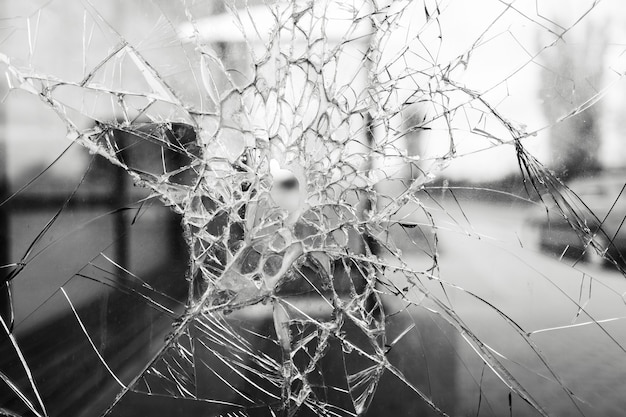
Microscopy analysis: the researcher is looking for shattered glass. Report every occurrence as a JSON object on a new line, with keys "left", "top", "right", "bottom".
{"left": 2, "top": 0, "right": 626, "bottom": 416}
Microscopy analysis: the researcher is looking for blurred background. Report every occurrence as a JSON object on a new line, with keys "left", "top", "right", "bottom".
{"left": 2, "top": 1, "right": 626, "bottom": 416}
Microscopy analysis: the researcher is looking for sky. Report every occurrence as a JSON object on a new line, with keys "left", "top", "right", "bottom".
{"left": 3, "top": 0, "right": 626, "bottom": 184}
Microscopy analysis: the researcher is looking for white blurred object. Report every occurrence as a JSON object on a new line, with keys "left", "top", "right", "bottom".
{"left": 178, "top": 0, "right": 372, "bottom": 44}
{"left": 269, "top": 159, "right": 303, "bottom": 218}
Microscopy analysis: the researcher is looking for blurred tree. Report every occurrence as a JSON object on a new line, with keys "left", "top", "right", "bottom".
{"left": 540, "top": 21, "right": 606, "bottom": 180}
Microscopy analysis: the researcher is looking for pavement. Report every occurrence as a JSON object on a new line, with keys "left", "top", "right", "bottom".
{"left": 4, "top": 195, "right": 626, "bottom": 416}
{"left": 391, "top": 196, "right": 626, "bottom": 417}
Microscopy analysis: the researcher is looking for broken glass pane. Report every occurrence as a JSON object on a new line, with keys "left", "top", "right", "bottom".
{"left": 2, "top": 1, "right": 626, "bottom": 416}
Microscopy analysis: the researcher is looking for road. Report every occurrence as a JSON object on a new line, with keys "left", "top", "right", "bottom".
{"left": 386, "top": 196, "right": 626, "bottom": 416}
{"left": 4, "top": 194, "right": 626, "bottom": 417}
